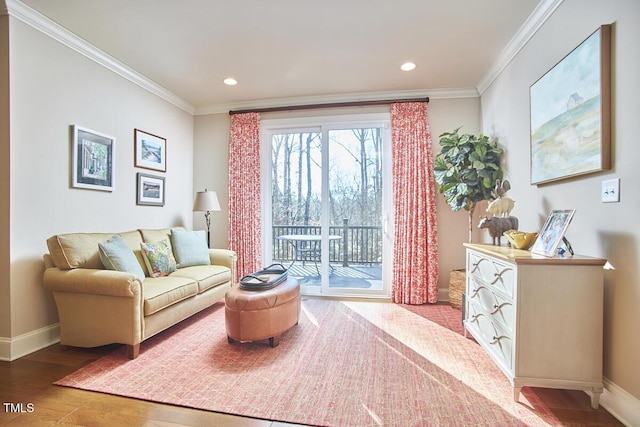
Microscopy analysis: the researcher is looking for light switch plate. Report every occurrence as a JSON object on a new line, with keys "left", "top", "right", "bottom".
{"left": 601, "top": 178, "right": 620, "bottom": 203}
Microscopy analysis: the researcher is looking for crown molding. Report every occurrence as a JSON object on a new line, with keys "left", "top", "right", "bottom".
{"left": 476, "top": 0, "right": 564, "bottom": 95}
{"left": 6, "top": 0, "right": 551, "bottom": 116}
{"left": 5, "top": 0, "right": 195, "bottom": 114}
{"left": 195, "top": 87, "right": 479, "bottom": 116}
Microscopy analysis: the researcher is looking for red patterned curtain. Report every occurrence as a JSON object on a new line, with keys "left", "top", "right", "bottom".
{"left": 228, "top": 113, "right": 262, "bottom": 281}
{"left": 390, "top": 102, "right": 439, "bottom": 304}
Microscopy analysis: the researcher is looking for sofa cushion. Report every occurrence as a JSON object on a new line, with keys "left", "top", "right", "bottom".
{"left": 140, "top": 239, "right": 177, "bottom": 277}
{"left": 170, "top": 229, "right": 211, "bottom": 268}
{"left": 47, "top": 231, "right": 143, "bottom": 270}
{"left": 171, "top": 265, "right": 231, "bottom": 293}
{"left": 139, "top": 227, "right": 184, "bottom": 244}
{"left": 142, "top": 276, "right": 198, "bottom": 316}
{"left": 98, "top": 235, "right": 146, "bottom": 279}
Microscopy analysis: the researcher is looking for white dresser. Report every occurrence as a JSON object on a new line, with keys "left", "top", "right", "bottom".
{"left": 463, "top": 243, "right": 606, "bottom": 408}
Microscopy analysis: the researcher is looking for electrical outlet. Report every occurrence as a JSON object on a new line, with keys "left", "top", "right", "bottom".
{"left": 601, "top": 178, "right": 620, "bottom": 203}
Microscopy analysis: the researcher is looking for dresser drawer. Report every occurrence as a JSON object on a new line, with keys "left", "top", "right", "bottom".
{"left": 467, "top": 301, "right": 513, "bottom": 371}
{"left": 463, "top": 244, "right": 606, "bottom": 408}
{"left": 467, "top": 250, "right": 515, "bottom": 298}
{"left": 467, "top": 276, "right": 515, "bottom": 333}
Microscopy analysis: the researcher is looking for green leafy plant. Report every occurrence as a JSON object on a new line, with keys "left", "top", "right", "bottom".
{"left": 434, "top": 127, "right": 504, "bottom": 242}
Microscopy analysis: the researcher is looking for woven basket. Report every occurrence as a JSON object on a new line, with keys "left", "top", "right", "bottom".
{"left": 448, "top": 269, "right": 466, "bottom": 310}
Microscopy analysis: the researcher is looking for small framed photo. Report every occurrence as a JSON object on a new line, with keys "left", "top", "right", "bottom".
{"left": 134, "top": 129, "right": 166, "bottom": 172}
{"left": 72, "top": 125, "right": 115, "bottom": 192}
{"left": 136, "top": 173, "right": 165, "bottom": 206}
{"left": 530, "top": 209, "right": 576, "bottom": 257}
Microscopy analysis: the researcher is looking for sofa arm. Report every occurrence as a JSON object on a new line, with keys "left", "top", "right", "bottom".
{"left": 209, "top": 248, "right": 236, "bottom": 267}
{"left": 43, "top": 267, "right": 142, "bottom": 298}
{"left": 209, "top": 249, "right": 237, "bottom": 283}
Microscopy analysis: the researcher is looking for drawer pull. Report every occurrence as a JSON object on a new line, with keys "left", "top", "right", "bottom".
{"left": 470, "top": 258, "right": 487, "bottom": 273}
{"left": 490, "top": 302, "right": 511, "bottom": 315}
{"left": 469, "top": 286, "right": 488, "bottom": 299}
{"left": 469, "top": 313, "right": 482, "bottom": 323}
{"left": 491, "top": 268, "right": 512, "bottom": 285}
{"left": 490, "top": 335, "right": 508, "bottom": 345}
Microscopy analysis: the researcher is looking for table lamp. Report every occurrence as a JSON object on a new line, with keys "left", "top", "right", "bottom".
{"left": 193, "top": 189, "right": 221, "bottom": 248}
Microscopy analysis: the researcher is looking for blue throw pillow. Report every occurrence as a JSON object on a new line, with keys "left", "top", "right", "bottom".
{"left": 170, "top": 229, "right": 211, "bottom": 268}
{"left": 98, "top": 235, "right": 146, "bottom": 280}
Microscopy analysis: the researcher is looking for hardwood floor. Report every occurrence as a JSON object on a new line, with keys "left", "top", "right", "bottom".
{"left": 0, "top": 344, "right": 305, "bottom": 426}
{"left": 1, "top": 323, "right": 624, "bottom": 426}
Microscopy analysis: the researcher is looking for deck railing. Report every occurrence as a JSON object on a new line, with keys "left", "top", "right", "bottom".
{"left": 272, "top": 220, "right": 382, "bottom": 266}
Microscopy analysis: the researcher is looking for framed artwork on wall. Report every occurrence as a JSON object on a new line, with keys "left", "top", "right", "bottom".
{"left": 530, "top": 209, "right": 575, "bottom": 257}
{"left": 529, "top": 24, "right": 611, "bottom": 185}
{"left": 134, "top": 128, "right": 167, "bottom": 172}
{"left": 71, "top": 125, "right": 115, "bottom": 192}
{"left": 136, "top": 173, "right": 165, "bottom": 206}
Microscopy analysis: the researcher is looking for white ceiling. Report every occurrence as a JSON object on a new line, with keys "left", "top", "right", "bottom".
{"left": 12, "top": 0, "right": 553, "bottom": 114}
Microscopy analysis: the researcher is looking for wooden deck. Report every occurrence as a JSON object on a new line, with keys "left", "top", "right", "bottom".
{"left": 286, "top": 262, "right": 382, "bottom": 289}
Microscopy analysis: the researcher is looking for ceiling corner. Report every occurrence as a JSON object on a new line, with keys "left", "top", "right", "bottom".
{"left": 476, "top": 0, "right": 565, "bottom": 95}
{"left": 6, "top": 0, "right": 195, "bottom": 115}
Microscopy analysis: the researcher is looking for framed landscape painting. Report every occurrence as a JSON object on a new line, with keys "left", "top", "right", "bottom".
{"left": 136, "top": 173, "right": 165, "bottom": 206}
{"left": 71, "top": 125, "right": 115, "bottom": 192}
{"left": 134, "top": 129, "right": 167, "bottom": 172}
{"left": 529, "top": 25, "right": 611, "bottom": 185}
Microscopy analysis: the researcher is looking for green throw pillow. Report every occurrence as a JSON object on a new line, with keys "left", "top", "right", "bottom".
{"left": 170, "top": 229, "right": 211, "bottom": 268}
{"left": 98, "top": 235, "right": 146, "bottom": 280}
{"left": 140, "top": 239, "right": 177, "bottom": 277}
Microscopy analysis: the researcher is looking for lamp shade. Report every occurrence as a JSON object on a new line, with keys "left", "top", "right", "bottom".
{"left": 193, "top": 189, "right": 221, "bottom": 212}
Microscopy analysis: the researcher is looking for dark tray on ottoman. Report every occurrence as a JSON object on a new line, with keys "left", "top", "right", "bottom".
{"left": 239, "top": 263, "right": 288, "bottom": 291}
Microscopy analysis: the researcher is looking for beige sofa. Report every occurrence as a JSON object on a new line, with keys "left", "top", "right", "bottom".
{"left": 43, "top": 227, "right": 236, "bottom": 359}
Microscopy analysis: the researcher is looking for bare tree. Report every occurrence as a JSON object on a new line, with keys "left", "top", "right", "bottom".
{"left": 352, "top": 129, "right": 369, "bottom": 216}
{"left": 282, "top": 134, "right": 293, "bottom": 224}
{"left": 303, "top": 133, "right": 313, "bottom": 224}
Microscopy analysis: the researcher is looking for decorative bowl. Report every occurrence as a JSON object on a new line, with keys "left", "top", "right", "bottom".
{"left": 503, "top": 229, "right": 539, "bottom": 250}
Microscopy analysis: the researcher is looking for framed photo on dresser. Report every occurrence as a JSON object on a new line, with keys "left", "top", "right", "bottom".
{"left": 530, "top": 209, "right": 575, "bottom": 257}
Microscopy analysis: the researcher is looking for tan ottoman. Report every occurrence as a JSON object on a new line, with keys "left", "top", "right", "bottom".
{"left": 225, "top": 277, "right": 300, "bottom": 347}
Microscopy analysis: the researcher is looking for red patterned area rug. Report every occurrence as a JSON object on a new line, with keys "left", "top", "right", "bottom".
{"left": 55, "top": 299, "right": 559, "bottom": 426}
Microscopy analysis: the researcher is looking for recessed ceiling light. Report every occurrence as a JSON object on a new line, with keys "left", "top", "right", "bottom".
{"left": 223, "top": 77, "right": 238, "bottom": 86}
{"left": 400, "top": 62, "right": 416, "bottom": 71}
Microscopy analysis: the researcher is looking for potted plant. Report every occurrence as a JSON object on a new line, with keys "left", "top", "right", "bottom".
{"left": 434, "top": 127, "right": 504, "bottom": 243}
{"left": 434, "top": 127, "right": 504, "bottom": 310}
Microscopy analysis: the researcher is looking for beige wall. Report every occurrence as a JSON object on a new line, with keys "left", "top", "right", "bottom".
{"left": 480, "top": 0, "right": 639, "bottom": 405}
{"left": 3, "top": 17, "right": 194, "bottom": 356}
{"left": 193, "top": 113, "right": 230, "bottom": 250}
{"left": 193, "top": 98, "right": 483, "bottom": 293}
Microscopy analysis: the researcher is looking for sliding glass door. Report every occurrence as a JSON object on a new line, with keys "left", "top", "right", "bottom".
{"left": 263, "top": 114, "right": 391, "bottom": 297}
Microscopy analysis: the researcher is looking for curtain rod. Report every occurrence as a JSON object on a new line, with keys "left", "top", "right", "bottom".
{"left": 228, "top": 97, "right": 429, "bottom": 115}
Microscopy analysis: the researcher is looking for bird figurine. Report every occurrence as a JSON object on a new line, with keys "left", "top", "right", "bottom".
{"left": 493, "top": 179, "right": 511, "bottom": 199}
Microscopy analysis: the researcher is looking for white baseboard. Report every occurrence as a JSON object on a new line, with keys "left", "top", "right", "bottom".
{"left": 600, "top": 377, "right": 640, "bottom": 427}
{"left": 439, "top": 287, "right": 450, "bottom": 302}
{"left": 0, "top": 323, "right": 60, "bottom": 361}
{"left": 0, "top": 337, "right": 10, "bottom": 361}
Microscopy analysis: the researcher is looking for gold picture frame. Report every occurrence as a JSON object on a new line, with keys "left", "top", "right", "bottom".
{"left": 529, "top": 25, "right": 611, "bottom": 185}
